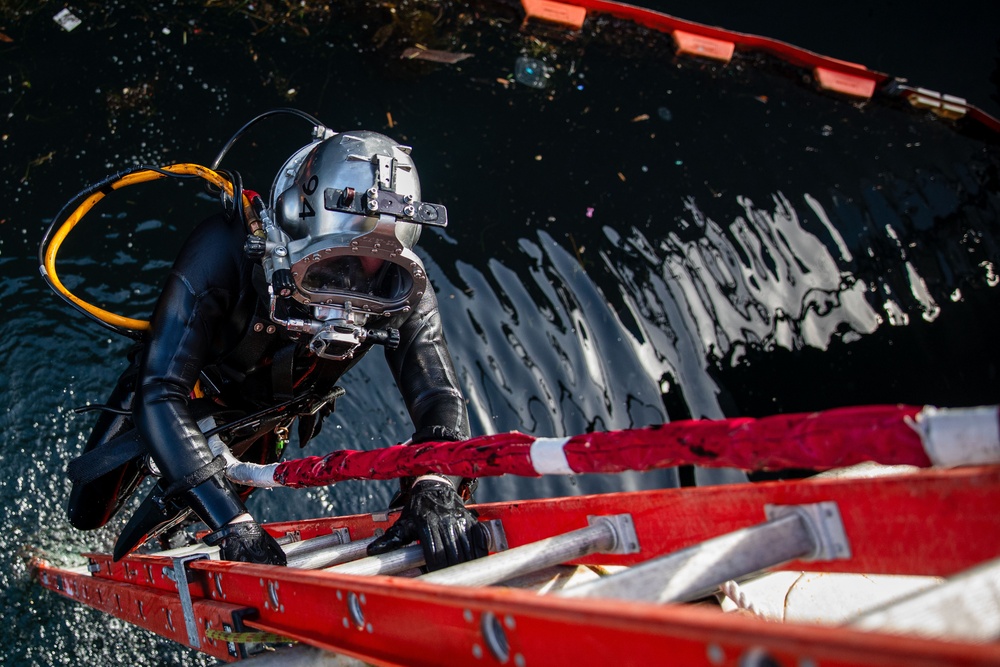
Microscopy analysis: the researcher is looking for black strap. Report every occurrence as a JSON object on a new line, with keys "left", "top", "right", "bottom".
{"left": 203, "top": 518, "right": 252, "bottom": 546}
{"left": 160, "top": 456, "right": 228, "bottom": 501}
{"left": 66, "top": 429, "right": 147, "bottom": 486}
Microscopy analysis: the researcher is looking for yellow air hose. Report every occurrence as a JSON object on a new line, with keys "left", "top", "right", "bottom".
{"left": 41, "top": 164, "right": 249, "bottom": 333}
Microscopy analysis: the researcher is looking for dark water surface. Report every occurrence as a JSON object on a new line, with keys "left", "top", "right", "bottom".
{"left": 2, "top": 1, "right": 1000, "bottom": 665}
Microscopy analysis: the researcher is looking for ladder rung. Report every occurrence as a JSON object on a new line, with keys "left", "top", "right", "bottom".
{"left": 327, "top": 544, "right": 425, "bottom": 576}
{"left": 849, "top": 556, "right": 1000, "bottom": 641}
{"left": 287, "top": 537, "right": 376, "bottom": 570}
{"left": 560, "top": 513, "right": 816, "bottom": 603}
{"left": 419, "top": 518, "right": 619, "bottom": 587}
{"left": 282, "top": 528, "right": 350, "bottom": 558}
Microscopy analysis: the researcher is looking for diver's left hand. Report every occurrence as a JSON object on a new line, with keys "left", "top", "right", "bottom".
{"left": 367, "top": 477, "right": 489, "bottom": 571}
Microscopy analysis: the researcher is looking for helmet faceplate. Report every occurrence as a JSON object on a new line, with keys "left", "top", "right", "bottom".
{"left": 271, "top": 131, "right": 428, "bottom": 315}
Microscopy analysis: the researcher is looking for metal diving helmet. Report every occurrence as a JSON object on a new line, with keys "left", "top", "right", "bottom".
{"left": 261, "top": 130, "right": 448, "bottom": 360}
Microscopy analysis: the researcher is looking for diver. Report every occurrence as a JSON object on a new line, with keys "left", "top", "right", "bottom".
{"left": 60, "top": 119, "right": 487, "bottom": 570}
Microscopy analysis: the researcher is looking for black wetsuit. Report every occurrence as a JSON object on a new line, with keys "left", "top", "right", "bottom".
{"left": 68, "top": 212, "right": 469, "bottom": 537}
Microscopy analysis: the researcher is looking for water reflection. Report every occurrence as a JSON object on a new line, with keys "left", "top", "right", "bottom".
{"left": 3, "top": 2, "right": 1000, "bottom": 664}
{"left": 429, "top": 236, "right": 681, "bottom": 502}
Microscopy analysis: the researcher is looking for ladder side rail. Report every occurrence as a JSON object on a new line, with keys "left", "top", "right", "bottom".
{"left": 192, "top": 558, "right": 1000, "bottom": 667}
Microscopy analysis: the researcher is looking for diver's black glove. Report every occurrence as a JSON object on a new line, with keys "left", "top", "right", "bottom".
{"left": 205, "top": 520, "right": 287, "bottom": 566}
{"left": 367, "top": 477, "right": 489, "bottom": 571}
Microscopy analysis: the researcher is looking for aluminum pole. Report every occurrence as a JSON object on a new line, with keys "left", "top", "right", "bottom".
{"left": 418, "top": 518, "right": 619, "bottom": 587}
{"left": 560, "top": 513, "right": 815, "bottom": 603}
{"left": 286, "top": 537, "right": 377, "bottom": 570}
{"left": 326, "top": 544, "right": 425, "bottom": 576}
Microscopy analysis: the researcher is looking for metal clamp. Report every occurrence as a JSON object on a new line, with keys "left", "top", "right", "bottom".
{"left": 165, "top": 553, "right": 210, "bottom": 648}
{"left": 764, "top": 502, "right": 852, "bottom": 561}
{"left": 481, "top": 519, "right": 509, "bottom": 553}
{"left": 588, "top": 514, "right": 641, "bottom": 554}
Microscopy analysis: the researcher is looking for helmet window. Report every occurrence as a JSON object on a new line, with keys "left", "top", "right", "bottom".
{"left": 300, "top": 256, "right": 413, "bottom": 302}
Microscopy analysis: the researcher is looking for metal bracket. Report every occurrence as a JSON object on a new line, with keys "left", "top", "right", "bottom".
{"left": 589, "top": 514, "right": 641, "bottom": 554}
{"left": 166, "top": 553, "right": 210, "bottom": 648}
{"left": 322, "top": 186, "right": 448, "bottom": 227}
{"left": 764, "top": 502, "right": 852, "bottom": 561}
{"left": 481, "top": 519, "right": 509, "bottom": 553}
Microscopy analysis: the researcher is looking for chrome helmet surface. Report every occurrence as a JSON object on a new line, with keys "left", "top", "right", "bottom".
{"left": 273, "top": 131, "right": 437, "bottom": 314}
{"left": 262, "top": 130, "right": 448, "bottom": 359}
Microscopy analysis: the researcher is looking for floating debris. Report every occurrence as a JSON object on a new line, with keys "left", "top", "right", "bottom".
{"left": 631, "top": 113, "right": 650, "bottom": 122}
{"left": 514, "top": 56, "right": 552, "bottom": 89}
{"left": 53, "top": 8, "right": 81, "bottom": 32}
{"left": 401, "top": 47, "right": 473, "bottom": 64}
{"left": 657, "top": 107, "right": 672, "bottom": 121}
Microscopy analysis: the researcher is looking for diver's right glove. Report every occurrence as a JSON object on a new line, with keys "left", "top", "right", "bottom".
{"left": 367, "top": 476, "right": 489, "bottom": 571}
{"left": 204, "top": 520, "right": 287, "bottom": 566}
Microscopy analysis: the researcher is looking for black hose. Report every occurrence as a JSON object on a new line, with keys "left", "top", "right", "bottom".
{"left": 210, "top": 107, "right": 325, "bottom": 170}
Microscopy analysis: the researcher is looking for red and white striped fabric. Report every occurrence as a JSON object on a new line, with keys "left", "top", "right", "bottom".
{"left": 266, "top": 405, "right": 1000, "bottom": 489}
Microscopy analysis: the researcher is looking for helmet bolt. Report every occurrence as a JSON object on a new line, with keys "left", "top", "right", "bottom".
{"left": 403, "top": 205, "right": 415, "bottom": 217}
{"left": 418, "top": 203, "right": 438, "bottom": 221}
{"left": 254, "top": 323, "right": 265, "bottom": 332}
{"left": 367, "top": 199, "right": 379, "bottom": 212}
{"left": 274, "top": 246, "right": 288, "bottom": 257}
{"left": 403, "top": 194, "right": 415, "bottom": 204}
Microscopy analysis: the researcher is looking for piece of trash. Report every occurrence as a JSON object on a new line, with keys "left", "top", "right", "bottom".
{"left": 631, "top": 113, "right": 650, "bottom": 122}
{"left": 496, "top": 78, "right": 511, "bottom": 88}
{"left": 755, "top": 95, "right": 769, "bottom": 104}
{"left": 657, "top": 107, "right": 672, "bottom": 121}
{"left": 617, "top": 172, "right": 626, "bottom": 182}
{"left": 0, "top": 32, "right": 13, "bottom": 43}
{"left": 400, "top": 47, "right": 473, "bottom": 64}
{"left": 514, "top": 57, "right": 552, "bottom": 89}
{"left": 585, "top": 207, "right": 595, "bottom": 218}
{"left": 54, "top": 8, "right": 82, "bottom": 32}
{"left": 162, "top": 27, "right": 171, "bottom": 36}
{"left": 534, "top": 155, "right": 543, "bottom": 161}
{"left": 386, "top": 111, "right": 395, "bottom": 128}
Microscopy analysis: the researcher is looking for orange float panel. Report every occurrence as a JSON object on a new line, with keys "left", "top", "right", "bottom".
{"left": 521, "top": 0, "right": 587, "bottom": 29}
{"left": 814, "top": 66, "right": 877, "bottom": 98}
{"left": 672, "top": 30, "right": 735, "bottom": 62}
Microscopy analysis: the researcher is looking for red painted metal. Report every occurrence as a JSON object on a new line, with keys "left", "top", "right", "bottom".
{"left": 232, "top": 571, "right": 1000, "bottom": 667}
{"left": 33, "top": 467, "right": 1000, "bottom": 665}
{"left": 266, "top": 466, "right": 1000, "bottom": 577}
{"left": 275, "top": 404, "right": 934, "bottom": 488}
{"left": 554, "top": 0, "right": 891, "bottom": 80}
{"left": 34, "top": 562, "right": 252, "bottom": 662}
{"left": 537, "top": 0, "right": 1000, "bottom": 135}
